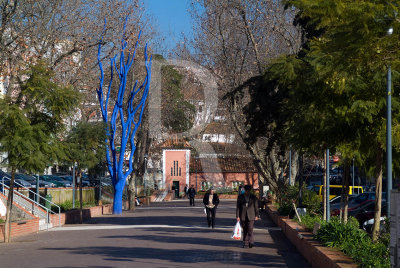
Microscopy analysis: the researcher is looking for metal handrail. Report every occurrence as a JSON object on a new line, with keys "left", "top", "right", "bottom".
{"left": 0, "top": 176, "right": 61, "bottom": 228}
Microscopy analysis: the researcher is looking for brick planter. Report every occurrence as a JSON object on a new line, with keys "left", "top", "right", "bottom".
{"left": 0, "top": 218, "right": 40, "bottom": 241}
{"left": 266, "top": 204, "right": 356, "bottom": 268}
{"left": 50, "top": 204, "right": 113, "bottom": 226}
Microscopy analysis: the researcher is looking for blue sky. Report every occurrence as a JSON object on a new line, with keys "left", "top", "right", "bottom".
{"left": 145, "top": 0, "right": 193, "bottom": 55}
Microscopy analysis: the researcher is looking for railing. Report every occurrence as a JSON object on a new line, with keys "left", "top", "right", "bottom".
{"left": 0, "top": 176, "right": 61, "bottom": 229}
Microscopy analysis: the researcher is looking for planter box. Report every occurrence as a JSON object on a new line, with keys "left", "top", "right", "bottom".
{"left": 266, "top": 204, "right": 356, "bottom": 268}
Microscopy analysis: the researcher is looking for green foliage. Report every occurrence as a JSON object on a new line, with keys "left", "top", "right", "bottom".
{"left": 298, "top": 214, "right": 323, "bottom": 231}
{"left": 64, "top": 121, "right": 106, "bottom": 170}
{"left": 316, "top": 217, "right": 390, "bottom": 267}
{"left": 0, "top": 61, "right": 79, "bottom": 173}
{"left": 160, "top": 61, "right": 196, "bottom": 133}
{"left": 277, "top": 184, "right": 321, "bottom": 216}
{"left": 52, "top": 200, "right": 97, "bottom": 212}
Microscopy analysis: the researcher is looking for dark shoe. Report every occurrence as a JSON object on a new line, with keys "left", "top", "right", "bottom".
{"left": 249, "top": 243, "right": 254, "bottom": 248}
{"left": 243, "top": 244, "right": 249, "bottom": 248}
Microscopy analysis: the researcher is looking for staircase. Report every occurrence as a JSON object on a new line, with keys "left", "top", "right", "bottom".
{"left": 0, "top": 177, "right": 60, "bottom": 230}
{"left": 152, "top": 190, "right": 169, "bottom": 202}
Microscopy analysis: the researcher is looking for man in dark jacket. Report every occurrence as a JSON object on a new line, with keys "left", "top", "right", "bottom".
{"left": 236, "top": 185, "right": 259, "bottom": 248}
{"left": 188, "top": 185, "right": 196, "bottom": 206}
{"left": 203, "top": 187, "right": 220, "bottom": 228}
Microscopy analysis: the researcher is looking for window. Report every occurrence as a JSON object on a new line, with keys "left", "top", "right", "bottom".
{"left": 172, "top": 161, "right": 180, "bottom": 177}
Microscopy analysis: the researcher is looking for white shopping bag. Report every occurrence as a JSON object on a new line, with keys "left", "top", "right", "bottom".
{"left": 231, "top": 221, "right": 242, "bottom": 240}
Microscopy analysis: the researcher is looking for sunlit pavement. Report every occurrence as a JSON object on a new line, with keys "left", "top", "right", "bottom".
{"left": 0, "top": 200, "right": 310, "bottom": 268}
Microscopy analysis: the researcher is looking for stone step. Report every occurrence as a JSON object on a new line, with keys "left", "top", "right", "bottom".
{"left": 39, "top": 219, "right": 53, "bottom": 231}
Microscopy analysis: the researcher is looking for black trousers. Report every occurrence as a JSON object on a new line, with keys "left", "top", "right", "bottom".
{"left": 206, "top": 207, "right": 216, "bottom": 228}
{"left": 241, "top": 217, "right": 255, "bottom": 245}
{"left": 189, "top": 197, "right": 195, "bottom": 206}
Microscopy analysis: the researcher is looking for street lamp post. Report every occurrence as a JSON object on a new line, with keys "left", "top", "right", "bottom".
{"left": 352, "top": 158, "right": 355, "bottom": 190}
{"left": 326, "top": 148, "right": 330, "bottom": 222}
{"left": 387, "top": 63, "right": 392, "bottom": 218}
{"left": 289, "top": 145, "right": 292, "bottom": 186}
{"left": 387, "top": 26, "right": 393, "bottom": 219}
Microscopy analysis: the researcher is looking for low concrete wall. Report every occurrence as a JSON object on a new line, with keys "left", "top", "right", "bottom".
{"left": 266, "top": 204, "right": 356, "bottom": 268}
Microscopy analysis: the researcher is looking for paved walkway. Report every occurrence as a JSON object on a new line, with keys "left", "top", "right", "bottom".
{"left": 0, "top": 200, "right": 310, "bottom": 268}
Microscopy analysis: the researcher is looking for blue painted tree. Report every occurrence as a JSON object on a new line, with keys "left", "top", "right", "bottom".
{"left": 96, "top": 20, "right": 151, "bottom": 214}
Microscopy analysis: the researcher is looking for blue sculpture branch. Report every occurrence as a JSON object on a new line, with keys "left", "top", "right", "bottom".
{"left": 96, "top": 18, "right": 152, "bottom": 214}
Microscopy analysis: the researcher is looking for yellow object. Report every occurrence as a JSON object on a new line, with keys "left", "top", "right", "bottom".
{"left": 310, "top": 185, "right": 364, "bottom": 202}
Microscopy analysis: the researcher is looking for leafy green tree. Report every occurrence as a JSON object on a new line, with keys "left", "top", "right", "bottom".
{"left": 0, "top": 61, "right": 78, "bottom": 242}
{"left": 281, "top": 0, "right": 400, "bottom": 240}
{"left": 64, "top": 121, "right": 106, "bottom": 223}
{"left": 157, "top": 55, "right": 195, "bottom": 133}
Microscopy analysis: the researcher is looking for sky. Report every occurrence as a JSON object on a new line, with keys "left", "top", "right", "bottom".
{"left": 145, "top": 0, "right": 193, "bottom": 55}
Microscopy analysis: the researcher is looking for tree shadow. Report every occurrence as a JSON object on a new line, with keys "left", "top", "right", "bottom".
{"left": 40, "top": 246, "right": 289, "bottom": 267}
{"left": 86, "top": 215, "right": 237, "bottom": 228}
{"left": 99, "top": 233, "right": 273, "bottom": 248}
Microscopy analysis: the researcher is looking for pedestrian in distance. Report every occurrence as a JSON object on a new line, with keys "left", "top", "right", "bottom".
{"left": 188, "top": 184, "right": 196, "bottom": 206}
{"left": 238, "top": 184, "right": 244, "bottom": 195}
{"left": 184, "top": 184, "right": 188, "bottom": 198}
{"left": 203, "top": 187, "right": 220, "bottom": 228}
{"left": 236, "top": 185, "right": 259, "bottom": 248}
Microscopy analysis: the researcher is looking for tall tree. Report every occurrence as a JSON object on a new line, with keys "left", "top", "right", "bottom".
{"left": 176, "top": 0, "right": 302, "bottom": 192}
{"left": 64, "top": 121, "right": 106, "bottom": 223}
{"left": 281, "top": 0, "right": 400, "bottom": 239}
{"left": 97, "top": 20, "right": 152, "bottom": 214}
{"left": 0, "top": 61, "right": 78, "bottom": 242}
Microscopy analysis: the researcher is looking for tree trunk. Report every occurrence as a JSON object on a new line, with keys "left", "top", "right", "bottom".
{"left": 372, "top": 148, "right": 383, "bottom": 242}
{"left": 343, "top": 160, "right": 350, "bottom": 224}
{"left": 128, "top": 174, "right": 136, "bottom": 211}
{"left": 289, "top": 150, "right": 298, "bottom": 186}
{"left": 4, "top": 167, "right": 16, "bottom": 243}
{"left": 323, "top": 151, "right": 327, "bottom": 221}
{"left": 113, "top": 183, "right": 124, "bottom": 214}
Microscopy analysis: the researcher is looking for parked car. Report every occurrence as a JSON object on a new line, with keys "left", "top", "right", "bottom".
{"left": 16, "top": 173, "right": 54, "bottom": 188}
{"left": 0, "top": 171, "right": 33, "bottom": 188}
{"left": 331, "top": 199, "right": 385, "bottom": 217}
{"left": 329, "top": 195, "right": 357, "bottom": 210}
{"left": 362, "top": 217, "right": 387, "bottom": 233}
{"left": 40, "top": 175, "right": 71, "bottom": 187}
{"left": 348, "top": 192, "right": 387, "bottom": 207}
{"left": 355, "top": 202, "right": 387, "bottom": 228}
{"left": 59, "top": 175, "right": 90, "bottom": 187}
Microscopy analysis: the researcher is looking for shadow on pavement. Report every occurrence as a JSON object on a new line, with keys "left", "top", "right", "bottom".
{"left": 99, "top": 233, "right": 274, "bottom": 249}
{"left": 40, "top": 246, "right": 288, "bottom": 267}
{"left": 87, "top": 215, "right": 237, "bottom": 228}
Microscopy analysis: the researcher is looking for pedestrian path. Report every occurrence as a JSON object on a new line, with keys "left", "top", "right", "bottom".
{"left": 1, "top": 200, "right": 310, "bottom": 268}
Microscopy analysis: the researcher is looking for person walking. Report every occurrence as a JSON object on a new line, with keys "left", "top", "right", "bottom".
{"left": 184, "top": 184, "right": 188, "bottom": 198}
{"left": 203, "top": 187, "right": 219, "bottom": 228}
{"left": 188, "top": 184, "right": 196, "bottom": 206}
{"left": 236, "top": 185, "right": 259, "bottom": 248}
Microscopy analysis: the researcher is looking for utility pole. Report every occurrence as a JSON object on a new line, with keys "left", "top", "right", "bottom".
{"left": 289, "top": 146, "right": 292, "bottom": 186}
{"left": 326, "top": 148, "right": 330, "bottom": 222}
{"left": 387, "top": 63, "right": 392, "bottom": 218}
